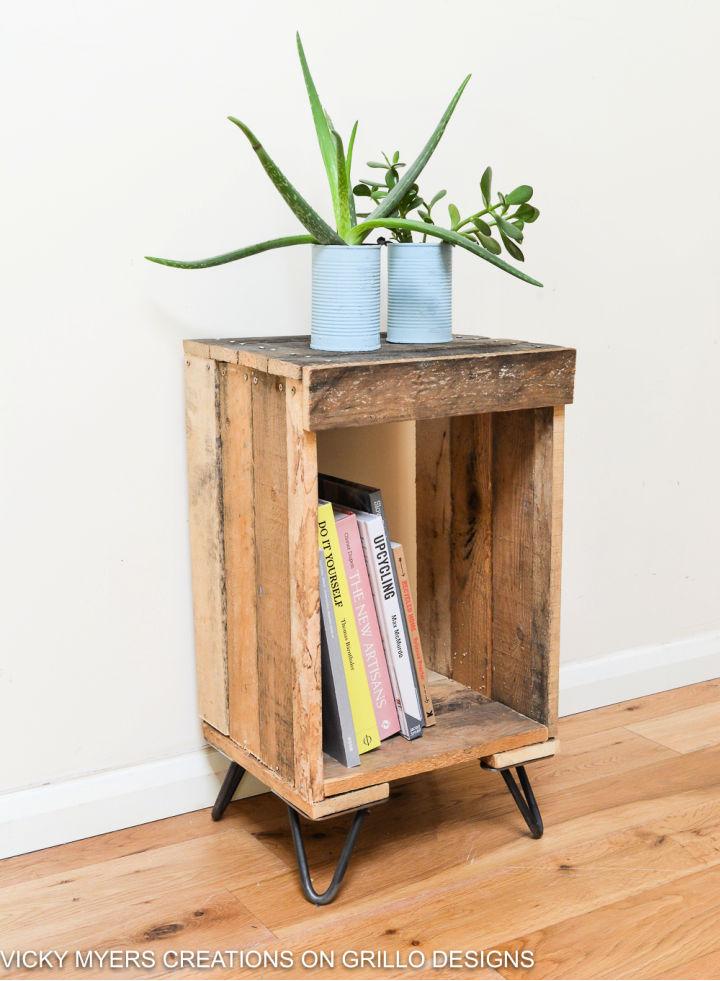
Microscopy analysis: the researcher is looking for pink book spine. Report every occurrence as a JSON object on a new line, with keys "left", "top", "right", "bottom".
{"left": 336, "top": 512, "right": 401, "bottom": 739}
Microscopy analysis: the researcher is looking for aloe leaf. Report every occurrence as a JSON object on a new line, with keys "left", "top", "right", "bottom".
{"left": 346, "top": 121, "right": 358, "bottom": 186}
{"left": 145, "top": 234, "right": 317, "bottom": 269}
{"left": 296, "top": 33, "right": 343, "bottom": 230}
{"left": 332, "top": 128, "right": 352, "bottom": 239}
{"left": 350, "top": 218, "right": 542, "bottom": 286}
{"left": 364, "top": 75, "right": 471, "bottom": 223}
{"left": 227, "top": 117, "right": 342, "bottom": 244}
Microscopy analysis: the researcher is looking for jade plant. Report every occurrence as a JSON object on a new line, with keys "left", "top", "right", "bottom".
{"left": 146, "top": 34, "right": 541, "bottom": 288}
{"left": 355, "top": 158, "right": 539, "bottom": 261}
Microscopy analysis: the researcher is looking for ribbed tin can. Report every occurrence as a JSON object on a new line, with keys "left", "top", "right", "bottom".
{"left": 311, "top": 244, "right": 381, "bottom": 352}
{"left": 387, "top": 242, "right": 452, "bottom": 344}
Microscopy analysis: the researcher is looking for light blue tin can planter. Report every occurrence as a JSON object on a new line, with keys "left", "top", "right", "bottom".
{"left": 387, "top": 242, "right": 453, "bottom": 344}
{"left": 311, "top": 244, "right": 381, "bottom": 352}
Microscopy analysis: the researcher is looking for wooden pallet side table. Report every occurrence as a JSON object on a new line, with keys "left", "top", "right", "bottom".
{"left": 183, "top": 334, "right": 575, "bottom": 902}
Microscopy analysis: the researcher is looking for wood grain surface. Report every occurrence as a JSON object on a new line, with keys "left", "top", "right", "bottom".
{"left": 449, "top": 413, "right": 493, "bottom": 695}
{"left": 284, "top": 382, "right": 322, "bottom": 801}
{"left": 304, "top": 348, "right": 575, "bottom": 430}
{"left": 184, "top": 336, "right": 575, "bottom": 429}
{"left": 183, "top": 356, "right": 228, "bottom": 733}
{"left": 251, "top": 373, "right": 294, "bottom": 783}
{"left": 415, "top": 417, "right": 452, "bottom": 676}
{"left": 184, "top": 334, "right": 571, "bottom": 371}
{"left": 218, "top": 363, "right": 259, "bottom": 755}
{"left": 491, "top": 408, "right": 557, "bottom": 728}
{"left": 323, "top": 672, "right": 547, "bottom": 796}
{"left": 3, "top": 680, "right": 719, "bottom": 980}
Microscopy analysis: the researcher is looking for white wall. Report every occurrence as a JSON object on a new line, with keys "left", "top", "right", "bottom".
{"left": 2, "top": 0, "right": 719, "bottom": 851}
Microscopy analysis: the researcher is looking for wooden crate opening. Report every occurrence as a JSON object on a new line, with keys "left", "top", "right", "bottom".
{"left": 316, "top": 413, "right": 560, "bottom": 797}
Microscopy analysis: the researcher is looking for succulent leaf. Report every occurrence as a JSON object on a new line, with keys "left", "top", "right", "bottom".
{"left": 504, "top": 184, "right": 533, "bottom": 205}
{"left": 480, "top": 166, "right": 492, "bottom": 207}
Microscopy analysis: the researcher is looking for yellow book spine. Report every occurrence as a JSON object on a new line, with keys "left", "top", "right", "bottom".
{"left": 318, "top": 502, "right": 380, "bottom": 753}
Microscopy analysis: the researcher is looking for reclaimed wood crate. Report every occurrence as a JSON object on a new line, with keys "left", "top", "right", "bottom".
{"left": 183, "top": 334, "right": 575, "bottom": 819}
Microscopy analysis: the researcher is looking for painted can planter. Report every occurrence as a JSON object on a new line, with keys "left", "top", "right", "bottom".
{"left": 311, "top": 244, "right": 381, "bottom": 352}
{"left": 387, "top": 242, "right": 453, "bottom": 344}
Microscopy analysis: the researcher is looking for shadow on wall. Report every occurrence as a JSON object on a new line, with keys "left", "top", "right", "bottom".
{"left": 317, "top": 420, "right": 417, "bottom": 592}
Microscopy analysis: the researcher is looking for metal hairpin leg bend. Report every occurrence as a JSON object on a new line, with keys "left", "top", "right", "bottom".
{"left": 497, "top": 764, "right": 544, "bottom": 838}
{"left": 288, "top": 806, "right": 368, "bottom": 906}
{"left": 212, "top": 762, "right": 367, "bottom": 905}
{"left": 212, "top": 761, "right": 246, "bottom": 821}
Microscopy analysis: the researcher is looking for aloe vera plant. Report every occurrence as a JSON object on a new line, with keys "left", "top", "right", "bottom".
{"left": 146, "top": 34, "right": 542, "bottom": 288}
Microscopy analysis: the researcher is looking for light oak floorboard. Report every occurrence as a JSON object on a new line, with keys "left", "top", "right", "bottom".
{"left": 495, "top": 866, "right": 720, "bottom": 979}
{"left": 627, "top": 699, "right": 720, "bottom": 754}
{"left": 1, "top": 680, "right": 719, "bottom": 980}
{"left": 558, "top": 677, "right": 720, "bottom": 740}
{"left": 0, "top": 830, "right": 287, "bottom": 960}
{"left": 3, "top": 887, "right": 269, "bottom": 979}
{"left": 0, "top": 808, "right": 236, "bottom": 889}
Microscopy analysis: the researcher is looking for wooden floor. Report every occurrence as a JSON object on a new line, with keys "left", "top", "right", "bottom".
{"left": 2, "top": 680, "right": 720, "bottom": 980}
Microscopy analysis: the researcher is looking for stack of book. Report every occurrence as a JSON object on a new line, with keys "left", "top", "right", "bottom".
{"left": 317, "top": 474, "right": 435, "bottom": 768}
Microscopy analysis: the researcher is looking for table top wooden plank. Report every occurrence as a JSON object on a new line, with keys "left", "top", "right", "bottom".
{"left": 184, "top": 334, "right": 574, "bottom": 373}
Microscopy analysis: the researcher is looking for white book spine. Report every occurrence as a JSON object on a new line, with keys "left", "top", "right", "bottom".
{"left": 356, "top": 513, "right": 423, "bottom": 737}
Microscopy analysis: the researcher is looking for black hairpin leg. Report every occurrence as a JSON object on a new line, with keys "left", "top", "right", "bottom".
{"left": 212, "top": 762, "right": 245, "bottom": 821}
{"left": 288, "top": 806, "right": 368, "bottom": 906}
{"left": 498, "top": 765, "right": 544, "bottom": 839}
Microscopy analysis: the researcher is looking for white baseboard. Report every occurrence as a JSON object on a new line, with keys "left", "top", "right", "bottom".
{"left": 3, "top": 631, "right": 719, "bottom": 861}
{"left": 559, "top": 629, "right": 720, "bottom": 716}
{"left": 0, "top": 747, "right": 267, "bottom": 861}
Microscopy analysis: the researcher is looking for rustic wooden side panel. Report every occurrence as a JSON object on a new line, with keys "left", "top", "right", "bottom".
{"left": 415, "top": 418, "right": 452, "bottom": 675}
{"left": 449, "top": 413, "right": 493, "bottom": 695}
{"left": 547, "top": 406, "right": 565, "bottom": 736}
{"left": 285, "top": 382, "right": 322, "bottom": 802}
{"left": 184, "top": 355, "right": 229, "bottom": 733}
{"left": 305, "top": 348, "right": 576, "bottom": 430}
{"left": 251, "top": 372, "right": 294, "bottom": 783}
{"left": 491, "top": 407, "right": 556, "bottom": 725}
{"left": 218, "top": 363, "right": 260, "bottom": 755}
